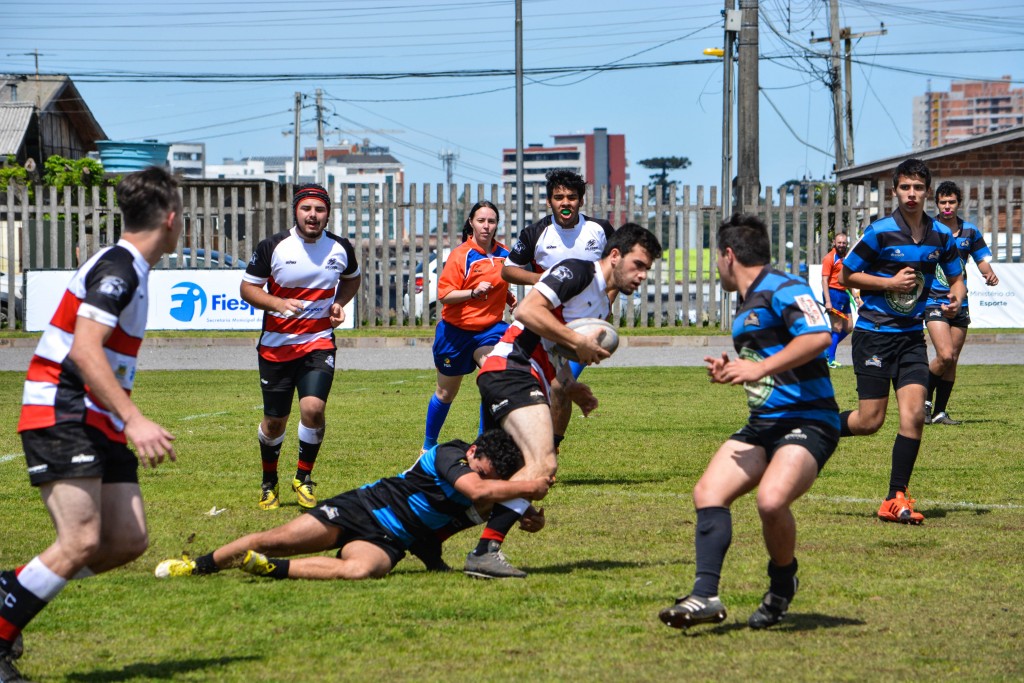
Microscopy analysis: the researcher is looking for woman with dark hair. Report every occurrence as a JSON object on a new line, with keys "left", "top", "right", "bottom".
{"left": 422, "top": 201, "right": 517, "bottom": 452}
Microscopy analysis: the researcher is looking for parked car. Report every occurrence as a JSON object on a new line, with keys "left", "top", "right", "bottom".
{"left": 402, "top": 252, "right": 443, "bottom": 319}
{"left": 157, "top": 248, "right": 245, "bottom": 269}
{"left": 0, "top": 271, "right": 25, "bottom": 328}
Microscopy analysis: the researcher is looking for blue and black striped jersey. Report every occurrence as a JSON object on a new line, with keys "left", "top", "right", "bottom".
{"left": 732, "top": 266, "right": 839, "bottom": 428}
{"left": 843, "top": 209, "right": 962, "bottom": 333}
{"left": 356, "top": 441, "right": 479, "bottom": 548}
{"left": 926, "top": 218, "right": 991, "bottom": 310}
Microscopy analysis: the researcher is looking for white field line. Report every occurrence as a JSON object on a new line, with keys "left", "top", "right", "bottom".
{"left": 180, "top": 411, "right": 229, "bottom": 421}
{"left": 0, "top": 454, "right": 24, "bottom": 465}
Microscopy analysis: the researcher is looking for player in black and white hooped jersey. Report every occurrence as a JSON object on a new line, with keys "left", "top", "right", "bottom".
{"left": 464, "top": 224, "right": 662, "bottom": 579}
{"left": 241, "top": 183, "right": 361, "bottom": 511}
{"left": 501, "top": 169, "right": 615, "bottom": 455}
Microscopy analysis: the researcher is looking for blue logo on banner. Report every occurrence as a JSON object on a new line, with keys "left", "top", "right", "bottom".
{"left": 170, "top": 282, "right": 207, "bottom": 322}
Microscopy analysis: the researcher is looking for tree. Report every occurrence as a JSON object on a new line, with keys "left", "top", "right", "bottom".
{"left": 638, "top": 156, "right": 691, "bottom": 201}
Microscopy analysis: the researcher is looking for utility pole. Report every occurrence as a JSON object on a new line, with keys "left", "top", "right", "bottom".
{"left": 293, "top": 92, "right": 302, "bottom": 184}
{"left": 712, "top": 2, "right": 741, "bottom": 219}
{"left": 736, "top": 0, "right": 760, "bottom": 210}
{"left": 828, "top": 0, "right": 845, "bottom": 170}
{"left": 812, "top": 3, "right": 886, "bottom": 169}
{"left": 438, "top": 149, "right": 459, "bottom": 188}
{"left": 515, "top": 0, "right": 525, "bottom": 233}
{"left": 315, "top": 88, "right": 325, "bottom": 186}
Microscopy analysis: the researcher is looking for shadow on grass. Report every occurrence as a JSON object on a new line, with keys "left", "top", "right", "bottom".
{"left": 66, "top": 655, "right": 260, "bottom": 682}
{"left": 668, "top": 613, "right": 865, "bottom": 637}
{"left": 525, "top": 558, "right": 677, "bottom": 574}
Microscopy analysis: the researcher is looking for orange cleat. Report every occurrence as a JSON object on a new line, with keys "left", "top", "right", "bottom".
{"left": 878, "top": 491, "right": 924, "bottom": 525}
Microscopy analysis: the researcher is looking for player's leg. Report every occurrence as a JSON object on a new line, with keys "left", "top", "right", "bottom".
{"left": 86, "top": 482, "right": 148, "bottom": 574}
{"left": 879, "top": 342, "right": 929, "bottom": 524}
{"left": 283, "top": 541, "right": 395, "bottom": 580}
{"left": 925, "top": 315, "right": 953, "bottom": 420}
{"left": 465, "top": 403, "right": 553, "bottom": 579}
{"left": 840, "top": 330, "right": 891, "bottom": 436}
{"left": 660, "top": 437, "right": 765, "bottom": 629}
{"left": 292, "top": 350, "right": 336, "bottom": 508}
{"left": 932, "top": 323, "right": 968, "bottom": 423}
{"left": 257, "top": 356, "right": 296, "bottom": 510}
{"left": 424, "top": 372, "right": 463, "bottom": 451}
{"left": 749, "top": 439, "right": 826, "bottom": 629}
{"left": 825, "top": 288, "right": 850, "bottom": 366}
{"left": 0, "top": 479, "right": 102, "bottom": 663}
{"left": 549, "top": 361, "right": 585, "bottom": 448}
{"left": 155, "top": 513, "right": 342, "bottom": 578}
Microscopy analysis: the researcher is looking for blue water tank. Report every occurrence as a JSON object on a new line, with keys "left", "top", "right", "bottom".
{"left": 95, "top": 141, "right": 170, "bottom": 172}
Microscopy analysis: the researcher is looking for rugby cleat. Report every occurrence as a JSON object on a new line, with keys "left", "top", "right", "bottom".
{"left": 292, "top": 476, "right": 317, "bottom": 509}
{"left": 258, "top": 483, "right": 280, "bottom": 510}
{"left": 923, "top": 400, "right": 933, "bottom": 424}
{"left": 877, "top": 491, "right": 924, "bottom": 525}
{"left": 154, "top": 556, "right": 197, "bottom": 578}
{"left": 240, "top": 550, "right": 277, "bottom": 577}
{"left": 827, "top": 360, "right": 842, "bottom": 369}
{"left": 463, "top": 541, "right": 526, "bottom": 579}
{"left": 930, "top": 411, "right": 961, "bottom": 426}
{"left": 748, "top": 577, "right": 798, "bottom": 629}
{"left": 0, "top": 651, "right": 28, "bottom": 683}
{"left": 659, "top": 595, "right": 727, "bottom": 629}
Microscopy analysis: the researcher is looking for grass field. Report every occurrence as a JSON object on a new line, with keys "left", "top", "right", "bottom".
{"left": 1, "top": 365, "right": 1022, "bottom": 682}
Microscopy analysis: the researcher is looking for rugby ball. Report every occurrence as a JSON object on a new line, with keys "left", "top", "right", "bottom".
{"left": 552, "top": 317, "right": 619, "bottom": 362}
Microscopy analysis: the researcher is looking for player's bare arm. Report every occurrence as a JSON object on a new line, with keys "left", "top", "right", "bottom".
{"left": 941, "top": 274, "right": 967, "bottom": 317}
{"left": 68, "top": 315, "right": 176, "bottom": 466}
{"left": 501, "top": 263, "right": 541, "bottom": 286}
{"left": 515, "top": 290, "right": 610, "bottom": 365}
{"left": 453, "top": 471, "right": 552, "bottom": 504}
{"left": 840, "top": 265, "right": 917, "bottom": 293}
{"left": 330, "top": 275, "right": 362, "bottom": 326}
{"left": 240, "top": 280, "right": 305, "bottom": 316}
{"left": 717, "top": 332, "right": 831, "bottom": 385}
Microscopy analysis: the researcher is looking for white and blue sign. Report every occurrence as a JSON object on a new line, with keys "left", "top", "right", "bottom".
{"left": 26, "top": 270, "right": 354, "bottom": 331}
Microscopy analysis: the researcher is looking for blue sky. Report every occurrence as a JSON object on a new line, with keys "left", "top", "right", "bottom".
{"left": 4, "top": 0, "right": 1023, "bottom": 190}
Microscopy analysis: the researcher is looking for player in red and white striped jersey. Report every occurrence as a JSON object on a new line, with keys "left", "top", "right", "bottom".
{"left": 240, "top": 184, "right": 361, "bottom": 511}
{"left": 1, "top": 167, "right": 182, "bottom": 680}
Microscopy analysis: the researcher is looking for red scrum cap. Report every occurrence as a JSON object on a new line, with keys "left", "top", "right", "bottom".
{"left": 292, "top": 183, "right": 331, "bottom": 213}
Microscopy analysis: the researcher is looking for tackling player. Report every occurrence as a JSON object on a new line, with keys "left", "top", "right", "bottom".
{"left": 154, "top": 431, "right": 550, "bottom": 581}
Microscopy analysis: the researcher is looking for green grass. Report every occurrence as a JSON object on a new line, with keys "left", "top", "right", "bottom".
{"left": 662, "top": 247, "right": 714, "bottom": 280}
{"left": 1, "top": 366, "right": 1022, "bottom": 682}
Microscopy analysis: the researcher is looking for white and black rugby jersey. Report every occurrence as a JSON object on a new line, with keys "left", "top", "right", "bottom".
{"left": 481, "top": 258, "right": 609, "bottom": 384}
{"left": 19, "top": 240, "right": 151, "bottom": 442}
{"left": 243, "top": 226, "right": 360, "bottom": 362}
{"left": 505, "top": 214, "right": 614, "bottom": 273}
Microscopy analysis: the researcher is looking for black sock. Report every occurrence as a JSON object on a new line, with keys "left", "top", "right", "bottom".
{"left": 887, "top": 434, "right": 921, "bottom": 499}
{"left": 266, "top": 558, "right": 290, "bottom": 579}
{"left": 692, "top": 507, "right": 732, "bottom": 598}
{"left": 194, "top": 553, "right": 220, "bottom": 575}
{"left": 933, "top": 379, "right": 955, "bottom": 414}
{"left": 260, "top": 440, "right": 282, "bottom": 487}
{"left": 767, "top": 558, "right": 798, "bottom": 599}
{"left": 296, "top": 438, "right": 322, "bottom": 482}
{"left": 0, "top": 575, "right": 48, "bottom": 646}
{"left": 927, "top": 372, "right": 941, "bottom": 404}
{"left": 553, "top": 434, "right": 565, "bottom": 449}
{"left": 475, "top": 503, "right": 523, "bottom": 554}
{"left": 839, "top": 410, "right": 854, "bottom": 437}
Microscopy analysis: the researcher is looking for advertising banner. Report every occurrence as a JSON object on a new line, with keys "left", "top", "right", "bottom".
{"left": 27, "top": 270, "right": 355, "bottom": 331}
